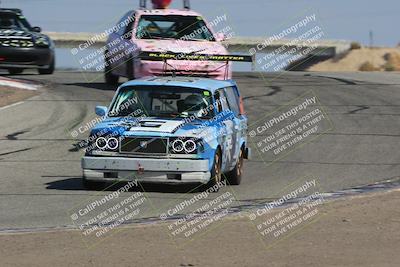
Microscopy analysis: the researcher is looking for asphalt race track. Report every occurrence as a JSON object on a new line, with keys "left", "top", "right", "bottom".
{"left": 1, "top": 71, "right": 399, "bottom": 230}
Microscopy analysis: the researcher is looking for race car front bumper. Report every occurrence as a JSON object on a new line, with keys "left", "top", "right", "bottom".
{"left": 0, "top": 46, "right": 54, "bottom": 69}
{"left": 82, "top": 156, "right": 211, "bottom": 184}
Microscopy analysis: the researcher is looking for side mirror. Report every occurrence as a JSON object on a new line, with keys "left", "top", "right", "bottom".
{"left": 95, "top": 106, "right": 108, "bottom": 117}
{"left": 215, "top": 32, "right": 226, "bottom": 42}
{"left": 32, "top": 26, "right": 41, "bottom": 33}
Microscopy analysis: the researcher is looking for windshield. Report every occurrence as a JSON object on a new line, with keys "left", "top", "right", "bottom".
{"left": 0, "top": 13, "right": 30, "bottom": 31}
{"left": 108, "top": 85, "right": 214, "bottom": 119}
{"left": 136, "top": 15, "right": 215, "bottom": 41}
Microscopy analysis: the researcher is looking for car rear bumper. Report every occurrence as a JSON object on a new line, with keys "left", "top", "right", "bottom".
{"left": 82, "top": 156, "right": 211, "bottom": 184}
{"left": 0, "top": 47, "right": 53, "bottom": 68}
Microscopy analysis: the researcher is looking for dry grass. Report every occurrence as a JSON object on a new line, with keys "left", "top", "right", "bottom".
{"left": 359, "top": 61, "right": 380, "bottom": 71}
{"left": 383, "top": 52, "right": 400, "bottom": 71}
{"left": 308, "top": 47, "right": 400, "bottom": 72}
{"left": 350, "top": 42, "right": 362, "bottom": 50}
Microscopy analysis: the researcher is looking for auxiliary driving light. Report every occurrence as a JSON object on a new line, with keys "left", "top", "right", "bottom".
{"left": 171, "top": 138, "right": 198, "bottom": 154}
{"left": 95, "top": 137, "right": 119, "bottom": 150}
{"left": 172, "top": 139, "right": 184, "bottom": 153}
{"left": 95, "top": 137, "right": 107, "bottom": 150}
{"left": 107, "top": 137, "right": 119, "bottom": 150}
{"left": 183, "top": 139, "right": 196, "bottom": 153}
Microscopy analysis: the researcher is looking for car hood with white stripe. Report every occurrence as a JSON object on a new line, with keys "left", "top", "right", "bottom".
{"left": 91, "top": 117, "right": 218, "bottom": 139}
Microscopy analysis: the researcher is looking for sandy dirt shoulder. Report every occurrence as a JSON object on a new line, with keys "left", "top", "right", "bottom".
{"left": 0, "top": 86, "right": 39, "bottom": 108}
{"left": 0, "top": 189, "right": 399, "bottom": 267}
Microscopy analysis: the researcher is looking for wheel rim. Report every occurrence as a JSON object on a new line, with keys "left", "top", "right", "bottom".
{"left": 237, "top": 150, "right": 244, "bottom": 176}
{"left": 214, "top": 152, "right": 222, "bottom": 183}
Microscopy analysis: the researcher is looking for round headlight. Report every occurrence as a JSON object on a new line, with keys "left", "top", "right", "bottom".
{"left": 95, "top": 137, "right": 107, "bottom": 149}
{"left": 107, "top": 137, "right": 119, "bottom": 150}
{"left": 172, "top": 139, "right": 184, "bottom": 153}
{"left": 184, "top": 139, "right": 197, "bottom": 153}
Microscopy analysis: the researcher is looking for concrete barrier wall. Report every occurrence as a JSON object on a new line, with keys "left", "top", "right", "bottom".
{"left": 46, "top": 32, "right": 351, "bottom": 57}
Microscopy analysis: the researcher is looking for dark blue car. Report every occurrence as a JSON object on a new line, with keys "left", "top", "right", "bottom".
{"left": 0, "top": 8, "right": 55, "bottom": 74}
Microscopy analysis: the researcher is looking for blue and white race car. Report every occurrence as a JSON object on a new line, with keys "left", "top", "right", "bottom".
{"left": 81, "top": 76, "right": 250, "bottom": 189}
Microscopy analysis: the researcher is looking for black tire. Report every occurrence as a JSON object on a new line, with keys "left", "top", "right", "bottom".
{"left": 8, "top": 68, "right": 23, "bottom": 75}
{"left": 104, "top": 51, "right": 119, "bottom": 85}
{"left": 38, "top": 57, "right": 55, "bottom": 75}
{"left": 126, "top": 56, "right": 135, "bottom": 80}
{"left": 205, "top": 150, "right": 223, "bottom": 191}
{"left": 226, "top": 148, "right": 244, "bottom": 185}
{"left": 82, "top": 178, "right": 106, "bottom": 191}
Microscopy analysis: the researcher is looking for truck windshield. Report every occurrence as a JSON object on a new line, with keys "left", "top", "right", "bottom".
{"left": 136, "top": 15, "right": 215, "bottom": 41}
{"left": 108, "top": 85, "right": 214, "bottom": 119}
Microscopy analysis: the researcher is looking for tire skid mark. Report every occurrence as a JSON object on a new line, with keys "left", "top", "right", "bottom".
{"left": 0, "top": 147, "right": 32, "bottom": 157}
{"left": 242, "top": 86, "right": 282, "bottom": 100}
{"left": 348, "top": 105, "right": 370, "bottom": 114}
{"left": 5, "top": 130, "right": 29, "bottom": 140}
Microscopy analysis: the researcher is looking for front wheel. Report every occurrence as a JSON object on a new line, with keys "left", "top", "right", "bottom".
{"left": 38, "top": 57, "right": 55, "bottom": 75}
{"left": 226, "top": 148, "right": 244, "bottom": 185}
{"left": 205, "top": 150, "right": 223, "bottom": 191}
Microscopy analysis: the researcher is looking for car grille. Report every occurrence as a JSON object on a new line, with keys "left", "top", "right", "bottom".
{"left": 0, "top": 38, "right": 34, "bottom": 48}
{"left": 120, "top": 137, "right": 168, "bottom": 155}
